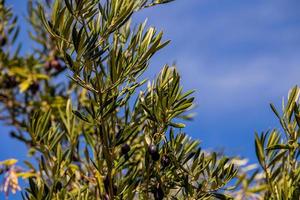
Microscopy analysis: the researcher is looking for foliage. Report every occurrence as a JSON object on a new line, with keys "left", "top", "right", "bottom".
{"left": 0, "top": 0, "right": 239, "bottom": 199}
{"left": 252, "top": 86, "right": 300, "bottom": 199}
{"left": 2, "top": 0, "right": 300, "bottom": 199}
{"left": 225, "top": 86, "right": 300, "bottom": 200}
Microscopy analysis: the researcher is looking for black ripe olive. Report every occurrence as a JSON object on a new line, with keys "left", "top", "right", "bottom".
{"left": 0, "top": 35, "right": 7, "bottom": 47}
{"left": 50, "top": 59, "right": 62, "bottom": 70}
{"left": 153, "top": 186, "right": 164, "bottom": 200}
{"left": 121, "top": 143, "right": 130, "bottom": 155}
{"left": 148, "top": 145, "right": 160, "bottom": 161}
{"left": 45, "top": 59, "right": 62, "bottom": 71}
{"left": 55, "top": 181, "right": 63, "bottom": 192}
{"left": 3, "top": 74, "right": 18, "bottom": 89}
{"left": 29, "top": 81, "right": 40, "bottom": 94}
{"left": 161, "top": 155, "right": 170, "bottom": 168}
{"left": 148, "top": 145, "right": 157, "bottom": 154}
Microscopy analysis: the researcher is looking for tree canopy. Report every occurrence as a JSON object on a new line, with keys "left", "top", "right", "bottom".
{"left": 0, "top": 0, "right": 300, "bottom": 200}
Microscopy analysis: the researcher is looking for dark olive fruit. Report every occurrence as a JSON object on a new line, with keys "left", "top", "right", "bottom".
{"left": 51, "top": 59, "right": 62, "bottom": 70}
{"left": 29, "top": 82, "right": 40, "bottom": 94}
{"left": 161, "top": 155, "right": 170, "bottom": 168}
{"left": 148, "top": 145, "right": 157, "bottom": 154}
{"left": 148, "top": 145, "right": 160, "bottom": 161}
{"left": 153, "top": 186, "right": 164, "bottom": 200}
{"left": 55, "top": 181, "right": 63, "bottom": 192}
{"left": 45, "top": 59, "right": 62, "bottom": 71}
{"left": 151, "top": 151, "right": 160, "bottom": 161}
{"left": 3, "top": 74, "right": 18, "bottom": 89}
{"left": 121, "top": 143, "right": 130, "bottom": 155}
{"left": 0, "top": 35, "right": 7, "bottom": 47}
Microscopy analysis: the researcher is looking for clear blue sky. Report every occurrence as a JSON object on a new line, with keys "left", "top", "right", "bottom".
{"left": 2, "top": 0, "right": 300, "bottom": 198}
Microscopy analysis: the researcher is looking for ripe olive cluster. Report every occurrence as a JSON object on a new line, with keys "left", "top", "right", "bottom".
{"left": 0, "top": 56, "right": 65, "bottom": 94}
{"left": 1, "top": 74, "right": 40, "bottom": 94}
{"left": 118, "top": 143, "right": 170, "bottom": 200}
{"left": 2, "top": 74, "right": 18, "bottom": 89}
{"left": 148, "top": 145, "right": 170, "bottom": 167}
{"left": 147, "top": 145, "right": 171, "bottom": 199}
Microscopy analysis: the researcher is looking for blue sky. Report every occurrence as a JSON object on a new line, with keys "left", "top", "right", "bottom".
{"left": 1, "top": 0, "right": 300, "bottom": 198}
{"left": 134, "top": 0, "right": 300, "bottom": 160}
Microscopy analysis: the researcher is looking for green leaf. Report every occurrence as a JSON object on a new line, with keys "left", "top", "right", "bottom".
{"left": 255, "top": 132, "right": 265, "bottom": 167}
{"left": 19, "top": 79, "right": 32, "bottom": 92}
{"left": 266, "top": 144, "right": 291, "bottom": 151}
{"left": 169, "top": 122, "right": 186, "bottom": 128}
{"left": 270, "top": 103, "right": 281, "bottom": 119}
{"left": 0, "top": 159, "right": 18, "bottom": 166}
{"left": 73, "top": 110, "right": 90, "bottom": 122}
